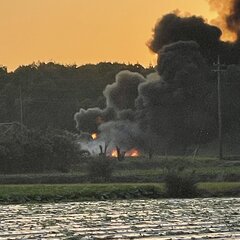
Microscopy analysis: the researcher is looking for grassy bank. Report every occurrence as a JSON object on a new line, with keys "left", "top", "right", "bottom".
{"left": 0, "top": 182, "right": 239, "bottom": 204}
{"left": 0, "top": 156, "right": 240, "bottom": 184}
{"left": 0, "top": 156, "right": 239, "bottom": 203}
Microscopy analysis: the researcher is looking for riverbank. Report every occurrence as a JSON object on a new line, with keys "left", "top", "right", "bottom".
{"left": 0, "top": 182, "right": 239, "bottom": 204}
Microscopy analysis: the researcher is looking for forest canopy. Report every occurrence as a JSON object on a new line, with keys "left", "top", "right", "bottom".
{"left": 0, "top": 62, "right": 153, "bottom": 131}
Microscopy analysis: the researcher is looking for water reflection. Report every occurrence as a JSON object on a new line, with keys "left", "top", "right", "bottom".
{"left": 0, "top": 198, "right": 239, "bottom": 239}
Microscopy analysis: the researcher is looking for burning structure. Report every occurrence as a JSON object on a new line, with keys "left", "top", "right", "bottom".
{"left": 75, "top": 0, "right": 240, "bottom": 156}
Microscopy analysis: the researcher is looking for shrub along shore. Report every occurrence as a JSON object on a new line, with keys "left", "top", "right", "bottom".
{"left": 0, "top": 182, "right": 239, "bottom": 204}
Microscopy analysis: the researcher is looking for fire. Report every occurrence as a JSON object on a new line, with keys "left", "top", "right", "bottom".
{"left": 91, "top": 133, "right": 97, "bottom": 140}
{"left": 110, "top": 148, "right": 140, "bottom": 158}
{"left": 111, "top": 149, "right": 118, "bottom": 157}
{"left": 125, "top": 148, "right": 140, "bottom": 157}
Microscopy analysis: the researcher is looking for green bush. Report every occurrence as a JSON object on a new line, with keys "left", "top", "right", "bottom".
{"left": 0, "top": 127, "right": 80, "bottom": 174}
{"left": 21, "top": 137, "right": 53, "bottom": 173}
{"left": 87, "top": 156, "right": 115, "bottom": 182}
{"left": 47, "top": 132, "right": 79, "bottom": 172}
{"left": 164, "top": 169, "right": 198, "bottom": 198}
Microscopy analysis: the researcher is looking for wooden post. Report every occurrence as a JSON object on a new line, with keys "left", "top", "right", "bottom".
{"left": 19, "top": 85, "right": 24, "bottom": 141}
{"left": 213, "top": 56, "right": 226, "bottom": 160}
{"left": 217, "top": 56, "right": 223, "bottom": 160}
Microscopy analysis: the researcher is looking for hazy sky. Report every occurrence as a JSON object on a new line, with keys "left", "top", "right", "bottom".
{"left": 1, "top": 0, "right": 216, "bottom": 71}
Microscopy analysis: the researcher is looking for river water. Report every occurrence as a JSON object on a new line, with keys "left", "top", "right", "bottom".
{"left": 0, "top": 198, "right": 239, "bottom": 239}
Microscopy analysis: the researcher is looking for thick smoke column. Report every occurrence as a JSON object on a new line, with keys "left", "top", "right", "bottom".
{"left": 75, "top": 0, "right": 240, "bottom": 155}
{"left": 148, "top": 9, "right": 240, "bottom": 65}
{"left": 75, "top": 42, "right": 216, "bottom": 154}
{"left": 74, "top": 71, "right": 146, "bottom": 152}
{"left": 103, "top": 70, "right": 145, "bottom": 111}
{"left": 148, "top": 13, "right": 222, "bottom": 63}
{"left": 74, "top": 107, "right": 115, "bottom": 134}
{"left": 227, "top": 0, "right": 240, "bottom": 37}
{"left": 136, "top": 41, "right": 215, "bottom": 153}
{"left": 75, "top": 71, "right": 146, "bottom": 131}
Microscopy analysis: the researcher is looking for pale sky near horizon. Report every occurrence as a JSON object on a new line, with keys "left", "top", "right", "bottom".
{"left": 0, "top": 0, "right": 216, "bottom": 71}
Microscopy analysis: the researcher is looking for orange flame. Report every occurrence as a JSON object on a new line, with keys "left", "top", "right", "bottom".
{"left": 91, "top": 133, "right": 97, "bottom": 140}
{"left": 111, "top": 149, "right": 118, "bottom": 157}
{"left": 125, "top": 148, "right": 140, "bottom": 157}
{"left": 110, "top": 148, "right": 140, "bottom": 158}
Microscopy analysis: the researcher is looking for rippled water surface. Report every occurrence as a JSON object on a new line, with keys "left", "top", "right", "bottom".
{"left": 0, "top": 198, "right": 239, "bottom": 239}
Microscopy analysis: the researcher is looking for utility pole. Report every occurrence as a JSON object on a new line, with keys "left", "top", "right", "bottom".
{"left": 19, "top": 85, "right": 24, "bottom": 140}
{"left": 213, "top": 56, "right": 226, "bottom": 160}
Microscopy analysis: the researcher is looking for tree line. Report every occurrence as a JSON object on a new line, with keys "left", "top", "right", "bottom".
{"left": 0, "top": 62, "right": 153, "bottom": 131}
{"left": 0, "top": 62, "right": 153, "bottom": 173}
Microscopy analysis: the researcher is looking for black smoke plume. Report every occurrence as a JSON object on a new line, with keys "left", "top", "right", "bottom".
{"left": 74, "top": 107, "right": 115, "bottom": 134}
{"left": 227, "top": 0, "right": 240, "bottom": 36}
{"left": 75, "top": 0, "right": 240, "bottom": 155}
{"left": 136, "top": 41, "right": 216, "bottom": 153}
{"left": 148, "top": 14, "right": 222, "bottom": 63}
{"left": 103, "top": 70, "right": 145, "bottom": 111}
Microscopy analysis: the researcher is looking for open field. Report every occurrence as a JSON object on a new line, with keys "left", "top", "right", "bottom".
{"left": 0, "top": 198, "right": 239, "bottom": 239}
{"left": 0, "top": 182, "right": 239, "bottom": 204}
